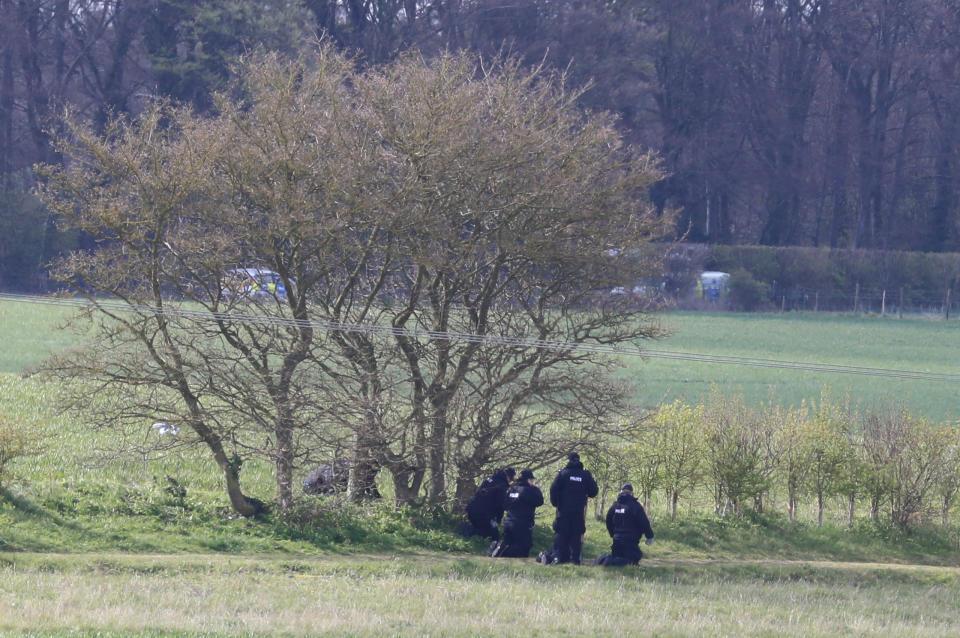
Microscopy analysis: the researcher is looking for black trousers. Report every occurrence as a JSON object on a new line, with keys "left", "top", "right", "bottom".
{"left": 468, "top": 512, "right": 499, "bottom": 541}
{"left": 499, "top": 517, "right": 533, "bottom": 557}
{"left": 610, "top": 537, "right": 643, "bottom": 565}
{"left": 552, "top": 514, "right": 586, "bottom": 564}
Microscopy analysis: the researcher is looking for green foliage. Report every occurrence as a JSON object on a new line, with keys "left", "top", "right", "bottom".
{"left": 274, "top": 498, "right": 473, "bottom": 552}
{"left": 803, "top": 393, "right": 853, "bottom": 526}
{"left": 144, "top": 0, "right": 312, "bottom": 110}
{"left": 0, "top": 178, "right": 75, "bottom": 291}
{"left": 649, "top": 400, "right": 704, "bottom": 519}
{"left": 701, "top": 387, "right": 774, "bottom": 516}
{"left": 700, "top": 244, "right": 960, "bottom": 311}
{"left": 0, "top": 418, "right": 42, "bottom": 489}
{"left": 728, "top": 267, "right": 770, "bottom": 311}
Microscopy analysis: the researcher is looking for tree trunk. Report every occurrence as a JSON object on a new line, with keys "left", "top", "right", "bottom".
{"left": 196, "top": 421, "right": 261, "bottom": 517}
{"left": 0, "top": 11, "right": 13, "bottom": 178}
{"left": 453, "top": 474, "right": 479, "bottom": 513}
{"left": 347, "top": 426, "right": 381, "bottom": 503}
{"left": 275, "top": 422, "right": 294, "bottom": 511}
{"left": 387, "top": 462, "right": 424, "bottom": 507}
{"left": 427, "top": 411, "right": 448, "bottom": 506}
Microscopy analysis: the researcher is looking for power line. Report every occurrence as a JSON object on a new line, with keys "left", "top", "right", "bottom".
{"left": 3, "top": 292, "right": 958, "bottom": 383}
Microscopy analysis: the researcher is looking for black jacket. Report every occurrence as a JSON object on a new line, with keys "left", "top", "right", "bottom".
{"left": 503, "top": 482, "right": 544, "bottom": 527}
{"left": 549, "top": 461, "right": 599, "bottom": 517}
{"left": 605, "top": 492, "right": 654, "bottom": 542}
{"left": 466, "top": 470, "right": 512, "bottom": 523}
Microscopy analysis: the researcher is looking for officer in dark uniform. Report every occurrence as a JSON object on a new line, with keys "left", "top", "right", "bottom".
{"left": 605, "top": 483, "right": 654, "bottom": 564}
{"left": 494, "top": 469, "right": 543, "bottom": 558}
{"left": 548, "top": 452, "right": 599, "bottom": 565}
{"left": 463, "top": 467, "right": 516, "bottom": 540}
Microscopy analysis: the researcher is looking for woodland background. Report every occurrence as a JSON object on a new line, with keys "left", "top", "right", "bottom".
{"left": 3, "top": 0, "right": 960, "bottom": 291}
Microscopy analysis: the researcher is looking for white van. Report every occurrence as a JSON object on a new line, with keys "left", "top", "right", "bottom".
{"left": 699, "top": 271, "right": 730, "bottom": 300}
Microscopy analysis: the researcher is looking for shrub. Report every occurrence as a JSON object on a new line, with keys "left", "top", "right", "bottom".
{"left": 0, "top": 419, "right": 41, "bottom": 489}
{"left": 728, "top": 268, "right": 769, "bottom": 311}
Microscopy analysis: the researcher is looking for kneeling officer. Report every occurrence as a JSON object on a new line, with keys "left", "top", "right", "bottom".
{"left": 464, "top": 467, "right": 515, "bottom": 540}
{"left": 605, "top": 483, "right": 654, "bottom": 565}
{"left": 493, "top": 469, "right": 543, "bottom": 558}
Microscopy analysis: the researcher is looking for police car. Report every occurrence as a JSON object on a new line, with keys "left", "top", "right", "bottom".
{"left": 223, "top": 268, "right": 289, "bottom": 300}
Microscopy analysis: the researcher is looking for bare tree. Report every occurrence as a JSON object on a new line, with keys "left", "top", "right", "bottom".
{"left": 351, "top": 52, "right": 668, "bottom": 506}
{"left": 37, "top": 48, "right": 373, "bottom": 514}
{"left": 38, "top": 45, "right": 669, "bottom": 513}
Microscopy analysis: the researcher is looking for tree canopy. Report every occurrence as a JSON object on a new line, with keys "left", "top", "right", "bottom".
{"left": 38, "top": 46, "right": 668, "bottom": 513}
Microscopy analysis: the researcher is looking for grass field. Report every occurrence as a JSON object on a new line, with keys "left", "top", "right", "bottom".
{"left": 632, "top": 311, "right": 960, "bottom": 423}
{"left": 5, "top": 298, "right": 959, "bottom": 420}
{"left": 4, "top": 298, "right": 960, "bottom": 636}
{"left": 3, "top": 553, "right": 960, "bottom": 637}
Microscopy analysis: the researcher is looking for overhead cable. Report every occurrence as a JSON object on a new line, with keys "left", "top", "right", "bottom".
{"left": 1, "top": 292, "right": 957, "bottom": 383}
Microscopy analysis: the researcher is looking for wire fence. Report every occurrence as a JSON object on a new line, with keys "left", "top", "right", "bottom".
{"left": 677, "top": 284, "right": 960, "bottom": 318}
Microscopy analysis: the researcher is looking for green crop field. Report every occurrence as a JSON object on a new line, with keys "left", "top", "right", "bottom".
{"left": 632, "top": 311, "right": 960, "bottom": 423}
{"left": 5, "top": 298, "right": 959, "bottom": 421}
{"left": 3, "top": 298, "right": 960, "bottom": 637}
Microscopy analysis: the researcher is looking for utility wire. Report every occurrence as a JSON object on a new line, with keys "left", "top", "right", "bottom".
{"left": 2, "top": 292, "right": 958, "bottom": 383}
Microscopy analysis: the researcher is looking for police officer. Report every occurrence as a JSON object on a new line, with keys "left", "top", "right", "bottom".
{"left": 549, "top": 452, "right": 599, "bottom": 565}
{"left": 605, "top": 483, "right": 654, "bottom": 565}
{"left": 463, "top": 467, "right": 516, "bottom": 540}
{"left": 494, "top": 469, "right": 543, "bottom": 558}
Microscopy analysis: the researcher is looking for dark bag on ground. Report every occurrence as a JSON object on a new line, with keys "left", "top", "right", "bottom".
{"left": 537, "top": 549, "right": 559, "bottom": 565}
{"left": 592, "top": 553, "right": 635, "bottom": 567}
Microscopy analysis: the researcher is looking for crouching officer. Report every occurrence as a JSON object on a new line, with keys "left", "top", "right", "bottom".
{"left": 463, "top": 467, "right": 515, "bottom": 540}
{"left": 605, "top": 483, "right": 654, "bottom": 565}
{"left": 493, "top": 469, "right": 543, "bottom": 558}
{"left": 549, "top": 452, "right": 598, "bottom": 564}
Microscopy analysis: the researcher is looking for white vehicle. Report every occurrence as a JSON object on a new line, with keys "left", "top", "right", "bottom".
{"left": 699, "top": 271, "right": 730, "bottom": 300}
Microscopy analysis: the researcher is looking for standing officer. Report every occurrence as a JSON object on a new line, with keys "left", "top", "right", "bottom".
{"left": 463, "top": 467, "right": 516, "bottom": 540}
{"left": 493, "top": 469, "right": 543, "bottom": 558}
{"left": 605, "top": 483, "right": 654, "bottom": 565}
{"left": 548, "top": 452, "right": 598, "bottom": 565}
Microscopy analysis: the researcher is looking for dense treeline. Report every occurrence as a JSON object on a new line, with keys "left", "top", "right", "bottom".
{"left": 3, "top": 1, "right": 960, "bottom": 289}
{"left": 593, "top": 389, "right": 960, "bottom": 529}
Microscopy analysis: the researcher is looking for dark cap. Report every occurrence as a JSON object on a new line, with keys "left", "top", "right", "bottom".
{"left": 520, "top": 469, "right": 535, "bottom": 481}
{"left": 568, "top": 452, "right": 580, "bottom": 462}
{"left": 620, "top": 483, "right": 633, "bottom": 492}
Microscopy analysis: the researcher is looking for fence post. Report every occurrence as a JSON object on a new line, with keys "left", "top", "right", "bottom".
{"left": 881, "top": 290, "right": 886, "bottom": 317}
{"left": 946, "top": 288, "right": 952, "bottom": 321}
{"left": 899, "top": 287, "right": 904, "bottom": 319}
{"left": 853, "top": 282, "right": 859, "bottom": 314}
{"left": 814, "top": 291, "right": 819, "bottom": 313}
{"left": 780, "top": 295, "right": 786, "bottom": 313}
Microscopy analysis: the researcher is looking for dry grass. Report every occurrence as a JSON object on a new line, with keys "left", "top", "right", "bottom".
{"left": 2, "top": 553, "right": 959, "bottom": 637}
